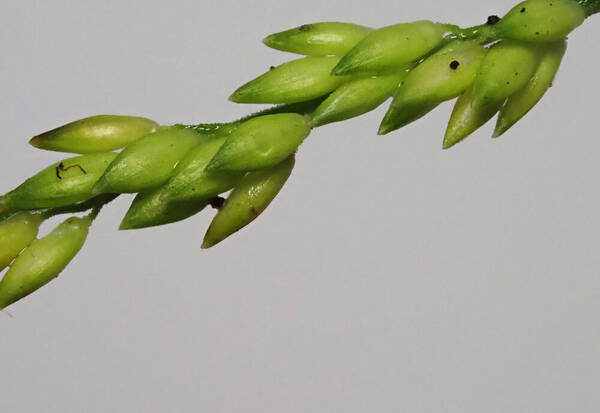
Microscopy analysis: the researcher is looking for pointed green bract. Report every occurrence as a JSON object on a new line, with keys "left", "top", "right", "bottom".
{"left": 230, "top": 56, "right": 347, "bottom": 104}
{"left": 29, "top": 115, "right": 159, "bottom": 154}
{"left": 120, "top": 135, "right": 243, "bottom": 229}
{"left": 263, "top": 22, "right": 372, "bottom": 56}
{"left": 378, "top": 40, "right": 486, "bottom": 135}
{"left": 0, "top": 212, "right": 43, "bottom": 271}
{"left": 310, "top": 71, "right": 407, "bottom": 127}
{"left": 160, "top": 135, "right": 244, "bottom": 203}
{"left": 0, "top": 215, "right": 92, "bottom": 310}
{"left": 206, "top": 113, "right": 310, "bottom": 172}
{"left": 378, "top": 101, "right": 440, "bottom": 135}
{"left": 331, "top": 21, "right": 446, "bottom": 76}
{"left": 494, "top": 0, "right": 585, "bottom": 42}
{"left": 443, "top": 87, "right": 504, "bottom": 149}
{"left": 202, "top": 156, "right": 295, "bottom": 248}
{"left": 394, "top": 40, "right": 486, "bottom": 103}
{"left": 92, "top": 126, "right": 203, "bottom": 195}
{"left": 119, "top": 190, "right": 210, "bottom": 230}
{"left": 471, "top": 40, "right": 542, "bottom": 107}
{"left": 494, "top": 40, "right": 567, "bottom": 137}
{"left": 1, "top": 152, "right": 118, "bottom": 210}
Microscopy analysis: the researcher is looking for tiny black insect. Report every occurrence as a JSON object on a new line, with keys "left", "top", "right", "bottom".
{"left": 55, "top": 162, "right": 87, "bottom": 180}
{"left": 486, "top": 15, "right": 501, "bottom": 25}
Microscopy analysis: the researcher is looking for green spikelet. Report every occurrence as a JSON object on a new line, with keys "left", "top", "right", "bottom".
{"left": 263, "top": 22, "right": 372, "bottom": 56}
{"left": 332, "top": 21, "right": 446, "bottom": 75}
{"left": 91, "top": 127, "right": 203, "bottom": 195}
{"left": 29, "top": 115, "right": 159, "bottom": 154}
{"left": 0, "top": 215, "right": 92, "bottom": 310}
{"left": 443, "top": 87, "right": 505, "bottom": 149}
{"left": 471, "top": 40, "right": 542, "bottom": 107}
{"left": 310, "top": 71, "right": 407, "bottom": 127}
{"left": 206, "top": 113, "right": 310, "bottom": 172}
{"left": 0, "top": 212, "right": 43, "bottom": 271}
{"left": 1, "top": 152, "right": 118, "bottom": 210}
{"left": 493, "top": 40, "right": 567, "bottom": 137}
{"left": 379, "top": 40, "right": 486, "bottom": 135}
{"left": 493, "top": 0, "right": 585, "bottom": 42}
{"left": 230, "top": 56, "right": 347, "bottom": 104}
{"left": 202, "top": 156, "right": 295, "bottom": 248}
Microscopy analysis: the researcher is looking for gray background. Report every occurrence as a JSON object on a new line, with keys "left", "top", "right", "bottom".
{"left": 1, "top": 0, "right": 599, "bottom": 411}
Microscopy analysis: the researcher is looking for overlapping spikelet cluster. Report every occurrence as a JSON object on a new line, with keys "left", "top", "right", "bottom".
{"left": 0, "top": 0, "right": 597, "bottom": 309}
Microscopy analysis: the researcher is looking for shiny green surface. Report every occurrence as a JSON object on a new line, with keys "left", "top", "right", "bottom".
{"left": 0, "top": 215, "right": 92, "bottom": 309}
{"left": 0, "top": 212, "right": 43, "bottom": 271}
{"left": 92, "top": 126, "right": 203, "bottom": 194}
{"left": 310, "top": 71, "right": 406, "bottom": 127}
{"left": 206, "top": 114, "right": 310, "bottom": 172}
{"left": 263, "top": 22, "right": 372, "bottom": 56}
{"left": 332, "top": 21, "right": 446, "bottom": 75}
{"left": 230, "top": 56, "right": 347, "bottom": 104}
{"left": 443, "top": 87, "right": 504, "bottom": 149}
{"left": 160, "top": 135, "right": 243, "bottom": 203}
{"left": 396, "top": 41, "right": 486, "bottom": 103}
{"left": 378, "top": 40, "right": 486, "bottom": 135}
{"left": 471, "top": 40, "right": 542, "bottom": 107}
{"left": 494, "top": 0, "right": 585, "bottom": 41}
{"left": 1, "top": 152, "right": 118, "bottom": 210}
{"left": 119, "top": 190, "right": 210, "bottom": 230}
{"left": 120, "top": 135, "right": 243, "bottom": 229}
{"left": 378, "top": 101, "right": 440, "bottom": 135}
{"left": 202, "top": 156, "right": 295, "bottom": 248}
{"left": 29, "top": 115, "right": 159, "bottom": 154}
{"left": 494, "top": 40, "right": 567, "bottom": 137}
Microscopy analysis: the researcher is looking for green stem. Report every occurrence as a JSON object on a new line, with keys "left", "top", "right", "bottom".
{"left": 0, "top": 195, "right": 117, "bottom": 223}
{"left": 183, "top": 97, "right": 327, "bottom": 131}
{"left": 440, "top": 23, "right": 497, "bottom": 44}
{"left": 88, "top": 206, "right": 102, "bottom": 220}
{"left": 182, "top": 123, "right": 231, "bottom": 134}
{"left": 40, "top": 194, "right": 118, "bottom": 220}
